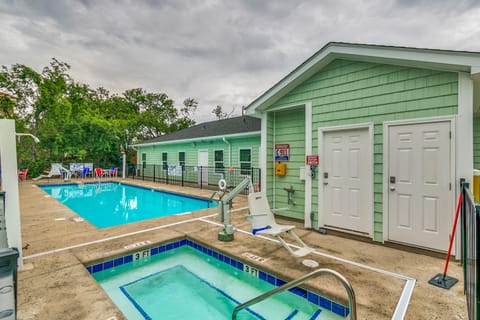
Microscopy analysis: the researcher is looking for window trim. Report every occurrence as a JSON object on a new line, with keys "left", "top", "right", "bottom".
{"left": 214, "top": 149, "right": 225, "bottom": 174}
{"left": 141, "top": 153, "right": 147, "bottom": 169}
{"left": 239, "top": 148, "right": 252, "bottom": 176}
{"left": 178, "top": 151, "right": 186, "bottom": 167}
{"left": 162, "top": 152, "right": 168, "bottom": 170}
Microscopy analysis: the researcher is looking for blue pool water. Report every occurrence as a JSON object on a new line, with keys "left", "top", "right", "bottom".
{"left": 39, "top": 182, "right": 216, "bottom": 228}
{"left": 90, "top": 240, "right": 348, "bottom": 320}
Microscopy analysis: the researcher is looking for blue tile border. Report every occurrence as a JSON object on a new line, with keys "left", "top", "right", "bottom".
{"left": 37, "top": 181, "right": 115, "bottom": 188}
{"left": 86, "top": 238, "right": 349, "bottom": 317}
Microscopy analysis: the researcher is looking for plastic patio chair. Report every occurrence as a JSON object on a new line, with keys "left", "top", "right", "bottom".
{"left": 95, "top": 168, "right": 103, "bottom": 178}
{"left": 80, "top": 167, "right": 92, "bottom": 179}
{"left": 18, "top": 168, "right": 28, "bottom": 182}
{"left": 110, "top": 167, "right": 118, "bottom": 177}
{"left": 33, "top": 163, "right": 63, "bottom": 181}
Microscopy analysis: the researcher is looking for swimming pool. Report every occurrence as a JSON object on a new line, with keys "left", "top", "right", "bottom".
{"left": 39, "top": 182, "right": 216, "bottom": 228}
{"left": 89, "top": 239, "right": 349, "bottom": 319}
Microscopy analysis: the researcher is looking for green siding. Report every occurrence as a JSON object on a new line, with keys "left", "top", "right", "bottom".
{"left": 267, "top": 59, "right": 458, "bottom": 241}
{"left": 474, "top": 115, "right": 480, "bottom": 169}
{"left": 138, "top": 136, "right": 260, "bottom": 168}
{"left": 267, "top": 108, "right": 305, "bottom": 220}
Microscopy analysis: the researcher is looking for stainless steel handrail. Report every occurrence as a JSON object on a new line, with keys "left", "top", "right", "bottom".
{"left": 232, "top": 268, "right": 357, "bottom": 320}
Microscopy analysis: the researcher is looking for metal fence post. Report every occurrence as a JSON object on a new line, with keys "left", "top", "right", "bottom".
{"left": 166, "top": 166, "right": 169, "bottom": 185}
{"left": 182, "top": 166, "right": 185, "bottom": 187}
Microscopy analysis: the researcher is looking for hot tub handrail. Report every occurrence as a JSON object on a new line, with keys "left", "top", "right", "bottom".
{"left": 232, "top": 268, "right": 357, "bottom": 320}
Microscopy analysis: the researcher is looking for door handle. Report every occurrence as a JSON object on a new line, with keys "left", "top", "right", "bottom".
{"left": 389, "top": 186, "right": 396, "bottom": 191}
{"left": 323, "top": 182, "right": 328, "bottom": 185}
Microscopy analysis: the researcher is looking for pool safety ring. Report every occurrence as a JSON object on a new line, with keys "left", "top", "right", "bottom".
{"left": 218, "top": 179, "right": 227, "bottom": 191}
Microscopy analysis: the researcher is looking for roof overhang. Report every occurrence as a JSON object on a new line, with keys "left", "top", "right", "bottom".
{"left": 245, "top": 42, "right": 480, "bottom": 114}
{"left": 130, "top": 130, "right": 260, "bottom": 148}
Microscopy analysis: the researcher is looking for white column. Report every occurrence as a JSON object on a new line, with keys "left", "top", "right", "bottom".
{"left": 260, "top": 112, "right": 267, "bottom": 192}
{"left": 304, "top": 102, "right": 312, "bottom": 228}
{"left": 0, "top": 120, "right": 23, "bottom": 266}
{"left": 456, "top": 72, "right": 473, "bottom": 258}
{"left": 457, "top": 72, "right": 474, "bottom": 188}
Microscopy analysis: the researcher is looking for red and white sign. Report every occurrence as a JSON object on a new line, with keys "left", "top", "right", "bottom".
{"left": 306, "top": 155, "right": 319, "bottom": 165}
{"left": 275, "top": 144, "right": 290, "bottom": 161}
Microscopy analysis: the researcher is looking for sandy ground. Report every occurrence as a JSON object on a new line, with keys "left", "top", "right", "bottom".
{"left": 14, "top": 178, "right": 468, "bottom": 319}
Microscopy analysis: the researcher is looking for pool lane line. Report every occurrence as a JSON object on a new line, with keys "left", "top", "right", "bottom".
{"left": 198, "top": 217, "right": 416, "bottom": 320}
{"left": 22, "top": 206, "right": 249, "bottom": 261}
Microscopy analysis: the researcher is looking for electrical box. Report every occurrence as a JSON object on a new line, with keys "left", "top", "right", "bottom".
{"left": 299, "top": 167, "right": 306, "bottom": 181}
{"left": 474, "top": 169, "right": 480, "bottom": 201}
{"left": 275, "top": 163, "right": 286, "bottom": 176}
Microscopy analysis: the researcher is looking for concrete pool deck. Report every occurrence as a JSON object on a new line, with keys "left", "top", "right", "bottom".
{"left": 16, "top": 178, "right": 467, "bottom": 319}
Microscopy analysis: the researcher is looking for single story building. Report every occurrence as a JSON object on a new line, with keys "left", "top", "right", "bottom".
{"left": 132, "top": 115, "right": 261, "bottom": 188}
{"left": 245, "top": 42, "right": 480, "bottom": 252}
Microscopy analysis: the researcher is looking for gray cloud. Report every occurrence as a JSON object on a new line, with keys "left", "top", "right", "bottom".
{"left": 1, "top": 0, "right": 480, "bottom": 123}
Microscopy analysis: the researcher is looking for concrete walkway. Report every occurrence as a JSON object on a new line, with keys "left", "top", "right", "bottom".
{"left": 16, "top": 178, "right": 468, "bottom": 319}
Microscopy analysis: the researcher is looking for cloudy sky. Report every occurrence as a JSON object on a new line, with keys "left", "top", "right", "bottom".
{"left": 1, "top": 0, "right": 480, "bottom": 122}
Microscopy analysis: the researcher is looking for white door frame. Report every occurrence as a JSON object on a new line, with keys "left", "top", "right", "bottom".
{"left": 317, "top": 122, "right": 374, "bottom": 237}
{"left": 198, "top": 149, "right": 209, "bottom": 186}
{"left": 266, "top": 102, "right": 313, "bottom": 227}
{"left": 382, "top": 116, "right": 456, "bottom": 249}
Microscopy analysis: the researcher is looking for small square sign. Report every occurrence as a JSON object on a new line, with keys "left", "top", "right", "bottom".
{"left": 274, "top": 144, "right": 290, "bottom": 161}
{"left": 306, "top": 155, "right": 319, "bottom": 165}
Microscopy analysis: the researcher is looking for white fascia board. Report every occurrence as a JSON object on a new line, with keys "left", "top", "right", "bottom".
{"left": 246, "top": 42, "right": 480, "bottom": 112}
{"left": 130, "top": 131, "right": 261, "bottom": 148}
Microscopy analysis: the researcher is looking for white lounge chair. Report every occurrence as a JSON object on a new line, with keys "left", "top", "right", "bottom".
{"left": 247, "top": 192, "right": 313, "bottom": 257}
{"left": 33, "top": 163, "right": 71, "bottom": 181}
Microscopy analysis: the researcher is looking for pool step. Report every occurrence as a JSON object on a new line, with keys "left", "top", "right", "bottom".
{"left": 282, "top": 308, "right": 323, "bottom": 320}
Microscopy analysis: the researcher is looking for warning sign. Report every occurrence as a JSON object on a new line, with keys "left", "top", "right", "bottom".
{"left": 274, "top": 144, "right": 290, "bottom": 161}
{"left": 306, "top": 155, "right": 319, "bottom": 165}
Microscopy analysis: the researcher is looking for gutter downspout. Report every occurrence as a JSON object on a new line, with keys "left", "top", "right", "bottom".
{"left": 223, "top": 137, "right": 232, "bottom": 168}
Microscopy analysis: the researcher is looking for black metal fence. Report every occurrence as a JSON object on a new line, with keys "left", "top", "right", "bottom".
{"left": 128, "top": 164, "right": 261, "bottom": 194}
{"left": 461, "top": 180, "right": 480, "bottom": 320}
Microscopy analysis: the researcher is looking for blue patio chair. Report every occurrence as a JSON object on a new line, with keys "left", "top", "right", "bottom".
{"left": 80, "top": 167, "right": 92, "bottom": 179}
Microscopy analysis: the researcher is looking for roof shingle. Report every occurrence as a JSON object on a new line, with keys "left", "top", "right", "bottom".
{"left": 136, "top": 115, "right": 261, "bottom": 145}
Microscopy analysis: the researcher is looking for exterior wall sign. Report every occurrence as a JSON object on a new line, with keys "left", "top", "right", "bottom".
{"left": 306, "top": 155, "right": 319, "bottom": 165}
{"left": 274, "top": 144, "right": 290, "bottom": 161}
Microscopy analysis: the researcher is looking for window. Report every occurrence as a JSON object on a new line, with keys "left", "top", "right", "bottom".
{"left": 239, "top": 149, "right": 251, "bottom": 175}
{"left": 214, "top": 150, "right": 224, "bottom": 173}
{"left": 141, "top": 153, "right": 146, "bottom": 169}
{"left": 162, "top": 152, "right": 168, "bottom": 170}
{"left": 179, "top": 152, "right": 185, "bottom": 167}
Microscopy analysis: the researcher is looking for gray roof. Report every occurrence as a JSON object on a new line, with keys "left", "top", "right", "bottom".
{"left": 136, "top": 116, "right": 261, "bottom": 145}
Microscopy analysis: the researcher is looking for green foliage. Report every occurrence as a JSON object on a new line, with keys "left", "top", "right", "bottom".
{"left": 0, "top": 59, "right": 197, "bottom": 176}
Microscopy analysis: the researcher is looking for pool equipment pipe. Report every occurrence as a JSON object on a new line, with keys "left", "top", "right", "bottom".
{"left": 283, "top": 185, "right": 296, "bottom": 205}
{"left": 217, "top": 177, "right": 253, "bottom": 241}
{"left": 428, "top": 191, "right": 462, "bottom": 289}
{"left": 15, "top": 133, "right": 40, "bottom": 143}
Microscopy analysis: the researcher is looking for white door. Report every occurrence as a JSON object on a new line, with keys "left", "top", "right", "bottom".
{"left": 322, "top": 128, "right": 371, "bottom": 234}
{"left": 198, "top": 150, "right": 208, "bottom": 186}
{"left": 388, "top": 121, "right": 452, "bottom": 251}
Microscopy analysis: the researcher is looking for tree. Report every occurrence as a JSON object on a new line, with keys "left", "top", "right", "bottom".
{"left": 212, "top": 105, "right": 236, "bottom": 120}
{"left": 0, "top": 59, "right": 198, "bottom": 176}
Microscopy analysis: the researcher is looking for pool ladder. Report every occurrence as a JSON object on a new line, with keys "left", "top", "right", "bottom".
{"left": 232, "top": 268, "right": 357, "bottom": 320}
